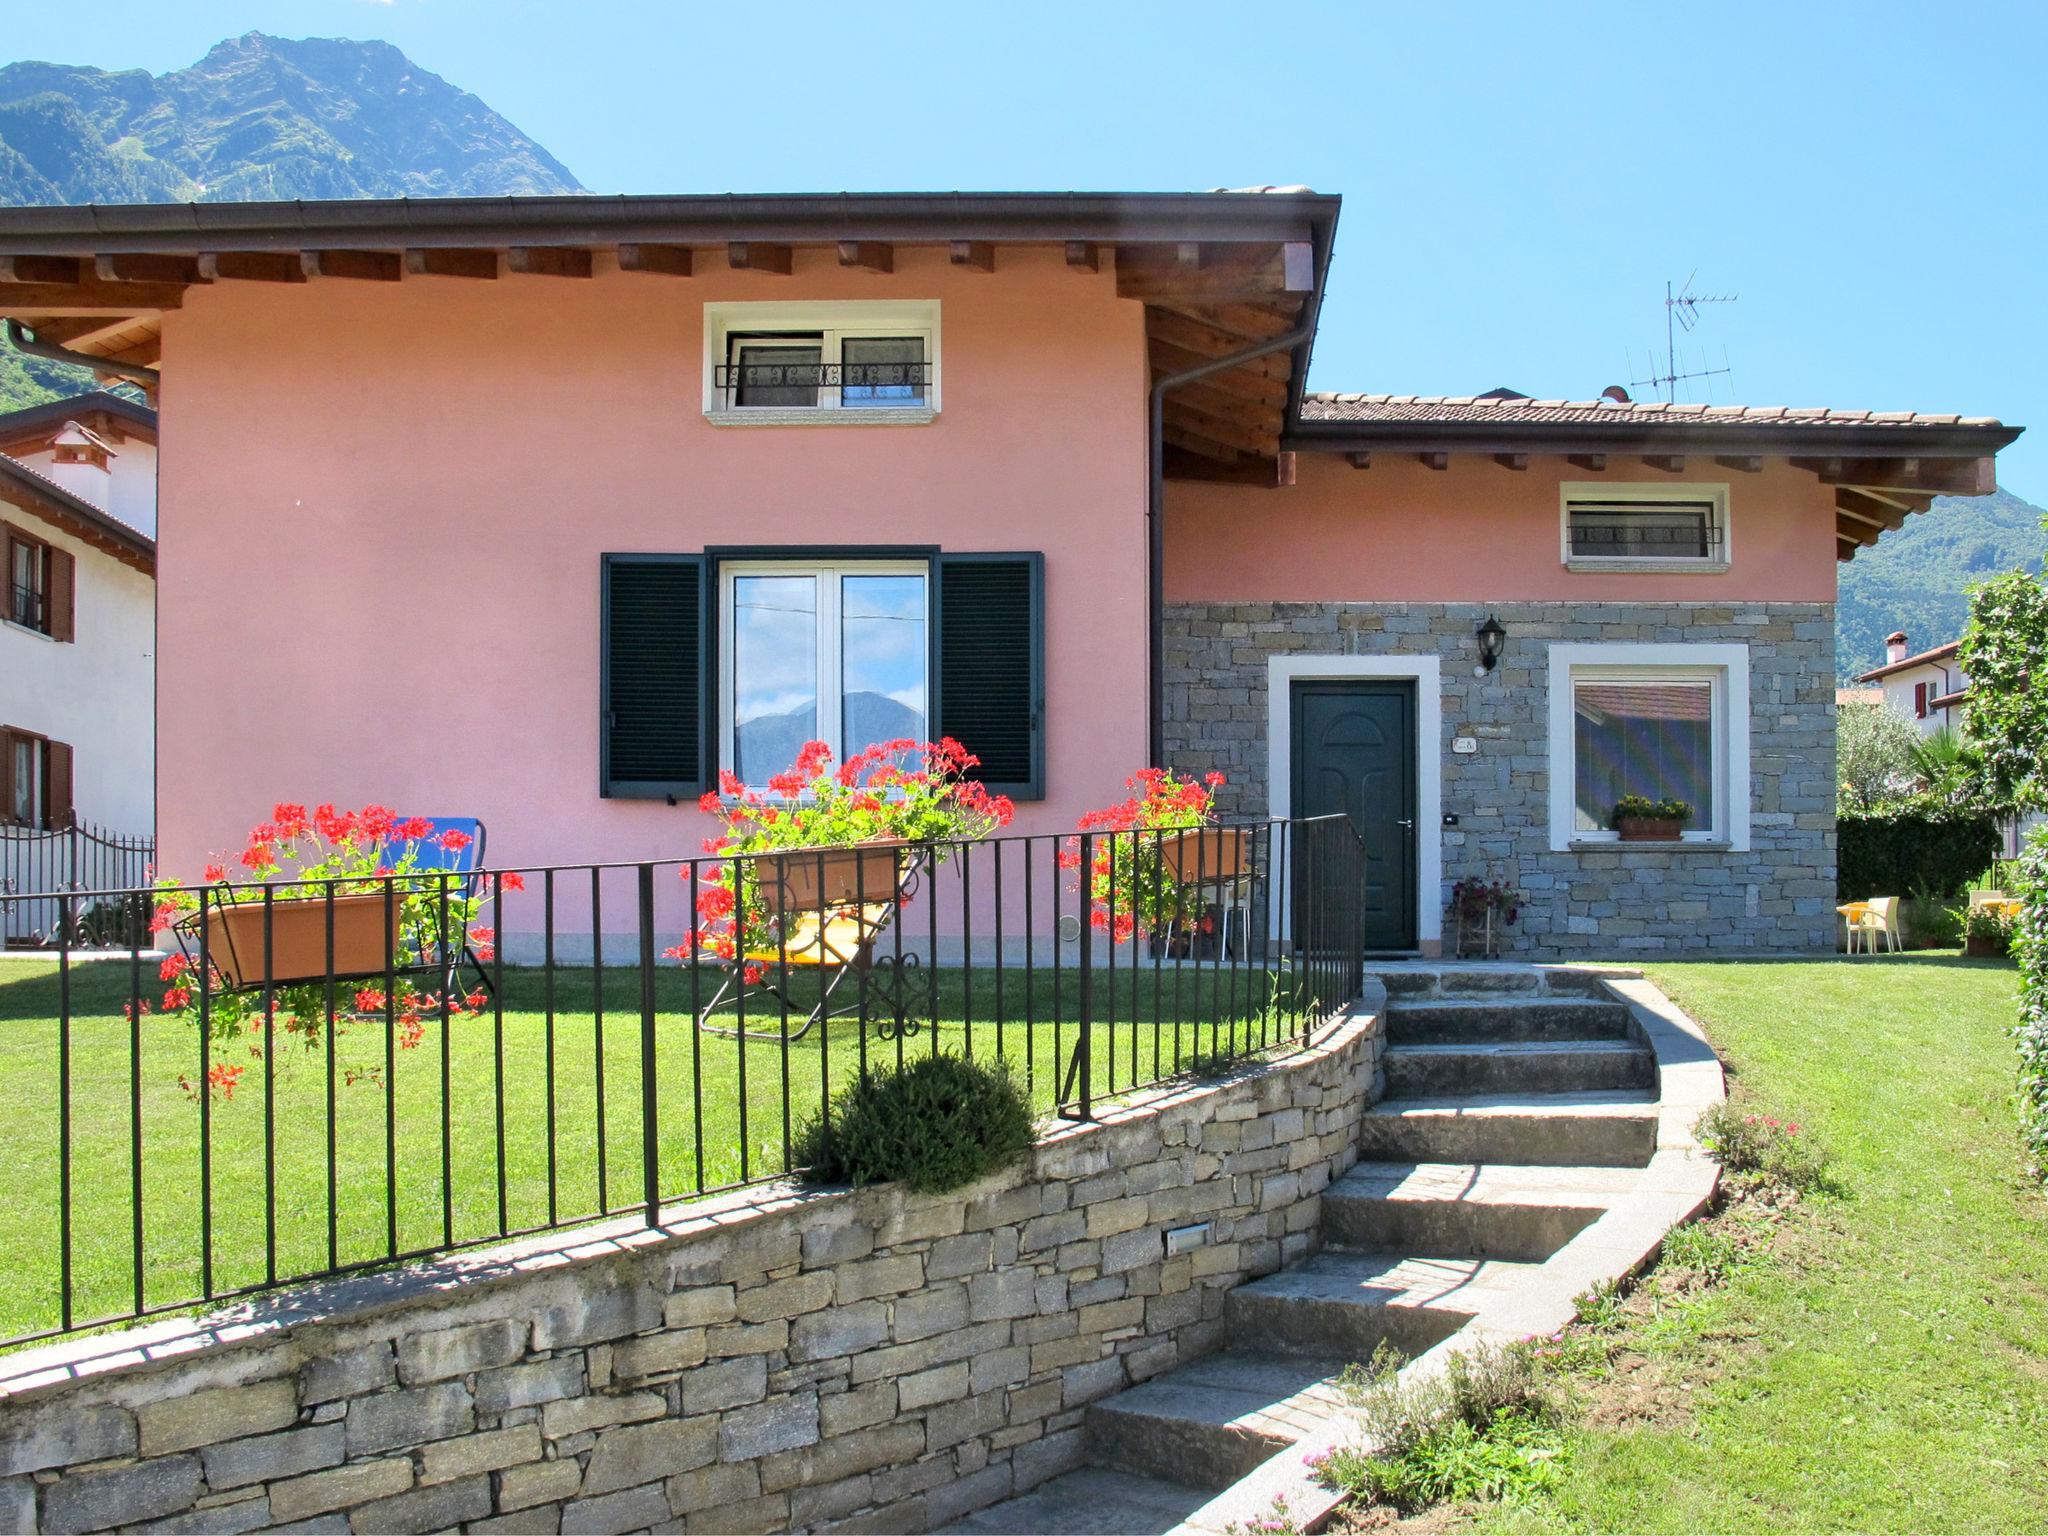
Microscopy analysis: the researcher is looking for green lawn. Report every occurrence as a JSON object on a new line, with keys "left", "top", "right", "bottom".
{"left": 1474, "top": 956, "right": 2048, "bottom": 1535}
{"left": 0, "top": 952, "right": 1307, "bottom": 1345}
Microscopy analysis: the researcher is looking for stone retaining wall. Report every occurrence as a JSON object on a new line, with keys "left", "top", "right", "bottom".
{"left": 0, "top": 1006, "right": 1382, "bottom": 1535}
{"left": 1163, "top": 600, "right": 1837, "bottom": 955}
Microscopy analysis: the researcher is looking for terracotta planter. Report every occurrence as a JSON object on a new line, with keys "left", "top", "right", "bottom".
{"left": 1964, "top": 934, "right": 2010, "bottom": 959}
{"left": 1616, "top": 816, "right": 1686, "bottom": 843}
{"left": 194, "top": 891, "right": 402, "bottom": 990}
{"left": 1158, "top": 826, "right": 1252, "bottom": 882}
{"left": 756, "top": 840, "right": 908, "bottom": 914}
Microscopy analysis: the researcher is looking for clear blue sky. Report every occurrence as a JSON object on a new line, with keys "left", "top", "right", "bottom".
{"left": 12, "top": 2, "right": 2046, "bottom": 498}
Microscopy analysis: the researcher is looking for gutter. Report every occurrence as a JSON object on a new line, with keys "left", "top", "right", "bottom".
{"left": 6, "top": 319, "right": 161, "bottom": 389}
{"left": 1148, "top": 320, "right": 1314, "bottom": 766}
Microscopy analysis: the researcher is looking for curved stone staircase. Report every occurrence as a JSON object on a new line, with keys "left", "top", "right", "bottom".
{"left": 947, "top": 966, "right": 1721, "bottom": 1536}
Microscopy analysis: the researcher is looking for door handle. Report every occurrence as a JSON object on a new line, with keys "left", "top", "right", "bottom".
{"left": 1394, "top": 818, "right": 1414, "bottom": 830}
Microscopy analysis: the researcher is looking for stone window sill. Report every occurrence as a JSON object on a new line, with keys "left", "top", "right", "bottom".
{"left": 1563, "top": 558, "right": 1730, "bottom": 575}
{"left": 1, "top": 618, "right": 56, "bottom": 644}
{"left": 1567, "top": 839, "right": 1735, "bottom": 854}
{"left": 705, "top": 407, "right": 937, "bottom": 428}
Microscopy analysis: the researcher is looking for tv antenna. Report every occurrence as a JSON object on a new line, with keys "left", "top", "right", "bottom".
{"left": 1630, "top": 273, "right": 1736, "bottom": 402}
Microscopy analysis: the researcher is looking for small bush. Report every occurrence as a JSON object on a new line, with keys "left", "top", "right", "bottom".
{"left": 793, "top": 1054, "right": 1036, "bottom": 1194}
{"left": 1906, "top": 882, "right": 1964, "bottom": 948}
{"left": 1316, "top": 1341, "right": 1568, "bottom": 1513}
{"left": 1694, "top": 1102, "right": 1830, "bottom": 1193}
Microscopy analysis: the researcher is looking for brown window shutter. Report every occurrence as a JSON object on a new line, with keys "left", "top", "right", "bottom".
{"left": 0, "top": 727, "right": 14, "bottom": 825}
{"left": 48, "top": 547, "right": 75, "bottom": 642}
{"left": 46, "top": 739, "right": 73, "bottom": 829}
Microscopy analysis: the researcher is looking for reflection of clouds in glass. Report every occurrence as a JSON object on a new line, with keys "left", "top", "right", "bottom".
{"left": 845, "top": 575, "right": 927, "bottom": 758}
{"left": 735, "top": 576, "right": 817, "bottom": 781}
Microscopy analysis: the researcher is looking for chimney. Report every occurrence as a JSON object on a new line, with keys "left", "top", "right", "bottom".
{"left": 1886, "top": 631, "right": 1909, "bottom": 664}
{"left": 44, "top": 423, "right": 113, "bottom": 511}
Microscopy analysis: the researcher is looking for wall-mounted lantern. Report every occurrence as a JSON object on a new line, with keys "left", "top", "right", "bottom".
{"left": 1474, "top": 614, "right": 1507, "bottom": 676}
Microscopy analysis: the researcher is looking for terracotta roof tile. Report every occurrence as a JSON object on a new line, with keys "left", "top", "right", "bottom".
{"left": 1296, "top": 393, "right": 2009, "bottom": 430}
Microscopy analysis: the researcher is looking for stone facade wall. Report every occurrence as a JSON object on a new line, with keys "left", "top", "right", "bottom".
{"left": 1163, "top": 601, "right": 1837, "bottom": 955}
{"left": 0, "top": 1009, "right": 1381, "bottom": 1535}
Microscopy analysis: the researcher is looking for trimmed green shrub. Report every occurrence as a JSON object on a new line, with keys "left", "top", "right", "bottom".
{"left": 793, "top": 1054, "right": 1036, "bottom": 1194}
{"left": 1837, "top": 810, "right": 2001, "bottom": 901}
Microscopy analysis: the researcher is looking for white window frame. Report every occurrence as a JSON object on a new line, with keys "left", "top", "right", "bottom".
{"left": 1546, "top": 642, "right": 1750, "bottom": 851}
{"left": 1559, "top": 481, "right": 1731, "bottom": 573}
{"left": 719, "top": 558, "right": 931, "bottom": 779}
{"left": 703, "top": 301, "right": 940, "bottom": 424}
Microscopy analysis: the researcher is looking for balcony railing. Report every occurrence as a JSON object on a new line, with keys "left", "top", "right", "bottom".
{"left": 1568, "top": 518, "right": 1725, "bottom": 559}
{"left": 0, "top": 815, "right": 1367, "bottom": 1347}
{"left": 7, "top": 582, "right": 44, "bottom": 631}
{"left": 712, "top": 360, "right": 932, "bottom": 410}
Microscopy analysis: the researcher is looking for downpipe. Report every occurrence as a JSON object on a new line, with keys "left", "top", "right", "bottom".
{"left": 5, "top": 318, "right": 161, "bottom": 389}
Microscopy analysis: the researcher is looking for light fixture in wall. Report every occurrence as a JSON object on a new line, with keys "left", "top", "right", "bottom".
{"left": 1474, "top": 614, "right": 1507, "bottom": 677}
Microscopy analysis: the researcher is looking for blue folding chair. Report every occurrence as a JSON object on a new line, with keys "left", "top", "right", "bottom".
{"left": 381, "top": 816, "right": 494, "bottom": 996}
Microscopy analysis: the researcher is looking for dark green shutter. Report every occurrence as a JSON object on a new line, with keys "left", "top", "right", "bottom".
{"left": 934, "top": 552, "right": 1044, "bottom": 799}
{"left": 601, "top": 554, "right": 708, "bottom": 799}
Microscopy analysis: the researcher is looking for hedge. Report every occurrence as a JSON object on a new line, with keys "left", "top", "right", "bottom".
{"left": 2014, "top": 831, "right": 2048, "bottom": 1182}
{"left": 1836, "top": 811, "right": 2003, "bottom": 900}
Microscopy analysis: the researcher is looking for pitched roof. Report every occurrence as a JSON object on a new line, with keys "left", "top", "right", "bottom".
{"left": 0, "top": 392, "right": 157, "bottom": 457}
{"left": 1298, "top": 393, "right": 2007, "bottom": 430}
{"left": 1858, "top": 640, "right": 1961, "bottom": 683}
{"left": 0, "top": 451, "right": 154, "bottom": 573}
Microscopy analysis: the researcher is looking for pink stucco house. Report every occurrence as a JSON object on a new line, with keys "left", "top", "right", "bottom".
{"left": 0, "top": 189, "right": 2021, "bottom": 954}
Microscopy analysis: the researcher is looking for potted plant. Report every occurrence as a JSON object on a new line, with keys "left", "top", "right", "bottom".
{"left": 1960, "top": 902, "right": 2016, "bottom": 959}
{"left": 1065, "top": 767, "right": 1231, "bottom": 952}
{"left": 149, "top": 803, "right": 518, "bottom": 1089}
{"left": 681, "top": 739, "right": 1014, "bottom": 966}
{"left": 1448, "top": 877, "right": 1521, "bottom": 958}
{"left": 1611, "top": 795, "right": 1693, "bottom": 842}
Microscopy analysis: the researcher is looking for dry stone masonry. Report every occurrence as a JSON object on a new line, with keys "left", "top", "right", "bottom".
{"left": 1163, "top": 600, "right": 1837, "bottom": 954}
{"left": 0, "top": 1008, "right": 1382, "bottom": 1534}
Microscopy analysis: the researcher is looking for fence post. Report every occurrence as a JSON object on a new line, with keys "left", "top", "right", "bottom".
{"left": 638, "top": 863, "right": 661, "bottom": 1228}
{"left": 1076, "top": 831, "right": 1094, "bottom": 1121}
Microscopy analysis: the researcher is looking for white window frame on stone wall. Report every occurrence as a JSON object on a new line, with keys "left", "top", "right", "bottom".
{"left": 703, "top": 301, "right": 941, "bottom": 425}
{"left": 1546, "top": 642, "right": 1750, "bottom": 852}
{"left": 1559, "top": 482, "right": 1731, "bottom": 573}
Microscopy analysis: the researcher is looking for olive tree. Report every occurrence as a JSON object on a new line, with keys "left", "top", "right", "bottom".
{"left": 1836, "top": 699, "right": 1921, "bottom": 813}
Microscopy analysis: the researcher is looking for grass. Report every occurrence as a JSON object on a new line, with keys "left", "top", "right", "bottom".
{"left": 0, "top": 950, "right": 1310, "bottom": 1345}
{"left": 1454, "top": 955, "right": 2048, "bottom": 1536}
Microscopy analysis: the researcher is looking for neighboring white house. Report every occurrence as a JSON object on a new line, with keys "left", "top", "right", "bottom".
{"left": 1859, "top": 630, "right": 1967, "bottom": 737}
{"left": 0, "top": 392, "right": 156, "bottom": 838}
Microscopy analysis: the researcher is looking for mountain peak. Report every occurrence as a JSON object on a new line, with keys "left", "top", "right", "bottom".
{"left": 0, "top": 31, "right": 582, "bottom": 205}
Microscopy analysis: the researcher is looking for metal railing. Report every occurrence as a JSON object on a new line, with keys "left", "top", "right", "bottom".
{"left": 7, "top": 582, "right": 43, "bottom": 631}
{"left": 712, "top": 360, "right": 931, "bottom": 410}
{"left": 0, "top": 816, "right": 1365, "bottom": 1348}
{"left": 2, "top": 818, "right": 156, "bottom": 948}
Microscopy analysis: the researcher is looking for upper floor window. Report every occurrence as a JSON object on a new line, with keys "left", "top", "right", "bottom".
{"left": 704, "top": 302, "right": 939, "bottom": 422}
{"left": 3, "top": 523, "right": 71, "bottom": 640}
{"left": 1561, "top": 483, "right": 1729, "bottom": 571}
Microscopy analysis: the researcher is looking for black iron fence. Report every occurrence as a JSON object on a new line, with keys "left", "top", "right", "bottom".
{"left": 2, "top": 819, "right": 156, "bottom": 948}
{"left": 0, "top": 815, "right": 1365, "bottom": 1348}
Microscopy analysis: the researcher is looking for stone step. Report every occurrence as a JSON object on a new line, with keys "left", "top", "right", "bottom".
{"left": 941, "top": 1464, "right": 1215, "bottom": 1535}
{"left": 1357, "top": 1090, "right": 1660, "bottom": 1168}
{"left": 1084, "top": 1350, "right": 1350, "bottom": 1487}
{"left": 1223, "top": 1246, "right": 1520, "bottom": 1361}
{"left": 1322, "top": 1160, "right": 1636, "bottom": 1260}
{"left": 1383, "top": 1038, "right": 1655, "bottom": 1098}
{"left": 1386, "top": 997, "right": 1635, "bottom": 1046}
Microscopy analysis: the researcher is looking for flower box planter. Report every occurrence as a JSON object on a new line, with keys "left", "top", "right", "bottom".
{"left": 755, "top": 839, "right": 909, "bottom": 915}
{"left": 1964, "top": 933, "right": 2010, "bottom": 959}
{"left": 1158, "top": 825, "right": 1252, "bottom": 883}
{"left": 192, "top": 890, "right": 402, "bottom": 990}
{"left": 1616, "top": 816, "right": 1686, "bottom": 843}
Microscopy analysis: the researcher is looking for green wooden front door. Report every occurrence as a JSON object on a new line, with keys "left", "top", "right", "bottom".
{"left": 1290, "top": 680, "right": 1417, "bottom": 951}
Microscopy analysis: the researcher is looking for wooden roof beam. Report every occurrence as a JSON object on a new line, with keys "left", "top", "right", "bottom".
{"left": 728, "top": 242, "right": 792, "bottom": 274}
{"left": 508, "top": 247, "right": 592, "bottom": 278}
{"left": 1419, "top": 452, "right": 1448, "bottom": 471}
{"left": 1146, "top": 341, "right": 1290, "bottom": 406}
{"left": 618, "top": 243, "right": 693, "bottom": 276}
{"left": 1163, "top": 422, "right": 1258, "bottom": 465}
{"left": 1346, "top": 451, "right": 1371, "bottom": 469}
{"left": 198, "top": 251, "right": 305, "bottom": 283}
{"left": 837, "top": 241, "right": 892, "bottom": 273}
{"left": 406, "top": 248, "right": 500, "bottom": 279}
{"left": 1115, "top": 241, "right": 1313, "bottom": 303}
{"left": 301, "top": 250, "right": 400, "bottom": 282}
{"left": 1793, "top": 454, "right": 1994, "bottom": 496}
{"left": 1567, "top": 453, "right": 1607, "bottom": 472}
{"left": 1642, "top": 454, "right": 1686, "bottom": 473}
{"left": 94, "top": 254, "right": 206, "bottom": 285}
{"left": 949, "top": 241, "right": 994, "bottom": 272}
{"left": 0, "top": 256, "right": 79, "bottom": 285}
{"left": 1145, "top": 312, "right": 1294, "bottom": 379}
{"left": 0, "top": 278, "right": 185, "bottom": 312}
{"left": 1494, "top": 453, "right": 1529, "bottom": 471}
{"left": 1715, "top": 454, "right": 1764, "bottom": 473}
{"left": 1064, "top": 241, "right": 1098, "bottom": 273}
{"left": 1167, "top": 400, "right": 1281, "bottom": 458}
